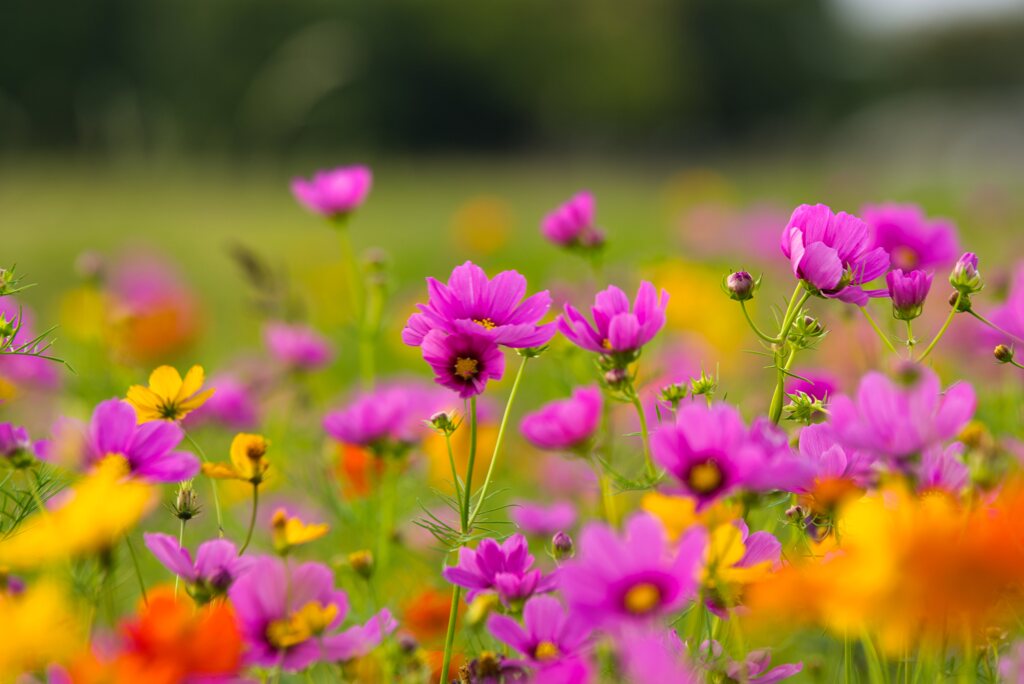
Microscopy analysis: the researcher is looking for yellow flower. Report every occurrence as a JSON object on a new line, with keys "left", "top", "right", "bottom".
{"left": 641, "top": 492, "right": 740, "bottom": 541}
{"left": 0, "top": 458, "right": 154, "bottom": 569}
{"left": 202, "top": 433, "right": 270, "bottom": 484}
{"left": 127, "top": 364, "right": 215, "bottom": 422}
{"left": 0, "top": 579, "right": 86, "bottom": 679}
{"left": 271, "top": 508, "right": 329, "bottom": 554}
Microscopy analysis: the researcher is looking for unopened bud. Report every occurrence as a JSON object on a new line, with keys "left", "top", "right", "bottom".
{"left": 949, "top": 252, "right": 983, "bottom": 296}
{"left": 552, "top": 531, "right": 574, "bottom": 560}
{"left": 724, "top": 271, "right": 758, "bottom": 302}
{"left": 0, "top": 315, "right": 14, "bottom": 339}
{"left": 348, "top": 549, "right": 375, "bottom": 579}
{"left": 428, "top": 410, "right": 459, "bottom": 436}
{"left": 690, "top": 369, "right": 718, "bottom": 398}
{"left": 604, "top": 367, "right": 628, "bottom": 388}
{"left": 172, "top": 482, "right": 201, "bottom": 521}
{"left": 659, "top": 383, "right": 687, "bottom": 409}
{"left": 948, "top": 291, "right": 972, "bottom": 312}
{"left": 994, "top": 345, "right": 1014, "bottom": 364}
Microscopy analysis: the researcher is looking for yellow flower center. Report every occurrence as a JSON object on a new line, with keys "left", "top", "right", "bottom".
{"left": 688, "top": 460, "right": 723, "bottom": 494}
{"left": 892, "top": 246, "right": 919, "bottom": 268}
{"left": 454, "top": 356, "right": 479, "bottom": 380}
{"left": 265, "top": 601, "right": 338, "bottom": 649}
{"left": 534, "top": 640, "right": 560, "bottom": 661}
{"left": 601, "top": 338, "right": 612, "bottom": 350}
{"left": 474, "top": 318, "right": 497, "bottom": 330}
{"left": 624, "top": 582, "right": 662, "bottom": 614}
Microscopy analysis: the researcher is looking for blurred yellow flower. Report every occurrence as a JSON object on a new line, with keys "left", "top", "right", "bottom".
{"left": 641, "top": 492, "right": 740, "bottom": 541}
{"left": 0, "top": 579, "right": 86, "bottom": 679}
{"left": 202, "top": 433, "right": 270, "bottom": 485}
{"left": 0, "top": 458, "right": 154, "bottom": 569}
{"left": 271, "top": 508, "right": 329, "bottom": 554}
{"left": 127, "top": 364, "right": 214, "bottom": 422}
{"left": 58, "top": 285, "right": 110, "bottom": 343}
{"left": 450, "top": 195, "right": 512, "bottom": 256}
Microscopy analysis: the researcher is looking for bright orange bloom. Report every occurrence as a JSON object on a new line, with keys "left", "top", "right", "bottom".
{"left": 66, "top": 588, "right": 242, "bottom": 684}
{"left": 403, "top": 588, "right": 463, "bottom": 646}
{"left": 335, "top": 443, "right": 384, "bottom": 499}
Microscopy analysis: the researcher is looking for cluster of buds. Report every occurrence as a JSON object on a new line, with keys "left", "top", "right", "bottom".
{"left": 723, "top": 271, "right": 760, "bottom": 302}
{"left": 948, "top": 252, "right": 983, "bottom": 312}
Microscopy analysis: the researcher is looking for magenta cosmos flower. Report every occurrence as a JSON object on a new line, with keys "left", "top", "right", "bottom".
{"left": 51, "top": 399, "right": 200, "bottom": 482}
{"left": 780, "top": 204, "right": 890, "bottom": 305}
{"left": 0, "top": 423, "right": 34, "bottom": 465}
{"left": 229, "top": 556, "right": 395, "bottom": 671}
{"left": 558, "top": 282, "right": 669, "bottom": 357}
{"left": 143, "top": 533, "right": 252, "bottom": 601}
{"left": 520, "top": 385, "right": 602, "bottom": 452}
{"left": 443, "top": 533, "right": 557, "bottom": 607}
{"left": 510, "top": 500, "right": 577, "bottom": 537}
{"left": 652, "top": 402, "right": 771, "bottom": 509}
{"left": 700, "top": 641, "right": 803, "bottom": 684}
{"left": 291, "top": 165, "right": 372, "bottom": 219}
{"left": 559, "top": 513, "right": 706, "bottom": 626}
{"left": 886, "top": 268, "right": 933, "bottom": 321}
{"left": 861, "top": 203, "right": 959, "bottom": 271}
{"left": 618, "top": 629, "right": 699, "bottom": 683}
{"left": 324, "top": 381, "right": 445, "bottom": 453}
{"left": 830, "top": 366, "right": 975, "bottom": 466}
{"left": 402, "top": 261, "right": 556, "bottom": 349}
{"left": 264, "top": 321, "right": 334, "bottom": 371}
{"left": 487, "top": 595, "right": 591, "bottom": 669}
{"left": 986, "top": 262, "right": 1024, "bottom": 347}
{"left": 795, "top": 423, "right": 876, "bottom": 492}
{"left": 421, "top": 322, "right": 505, "bottom": 398}
{"left": 785, "top": 369, "right": 838, "bottom": 402}
{"left": 541, "top": 191, "right": 605, "bottom": 249}
{"left": 184, "top": 373, "right": 260, "bottom": 430}
{"left": 916, "top": 444, "right": 969, "bottom": 497}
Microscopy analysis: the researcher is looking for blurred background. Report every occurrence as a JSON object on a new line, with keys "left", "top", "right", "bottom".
{"left": 2, "top": 0, "right": 1024, "bottom": 376}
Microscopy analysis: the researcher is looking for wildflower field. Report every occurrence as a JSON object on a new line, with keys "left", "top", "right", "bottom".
{"left": 2, "top": 157, "right": 1024, "bottom": 684}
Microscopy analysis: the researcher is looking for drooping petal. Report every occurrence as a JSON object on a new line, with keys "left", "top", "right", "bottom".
{"left": 143, "top": 532, "right": 198, "bottom": 582}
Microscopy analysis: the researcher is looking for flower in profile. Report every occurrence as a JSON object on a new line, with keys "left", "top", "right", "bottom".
{"left": 0, "top": 580, "right": 85, "bottom": 680}
{"left": 201, "top": 432, "right": 269, "bottom": 484}
{"left": 443, "top": 534, "right": 557, "bottom": 608}
{"left": 509, "top": 500, "right": 577, "bottom": 537}
{"left": 541, "top": 191, "right": 605, "bottom": 250}
{"left": 830, "top": 366, "right": 975, "bottom": 467}
{"left": 126, "top": 364, "right": 215, "bottom": 422}
{"left": 291, "top": 165, "right": 372, "bottom": 220}
{"left": 270, "top": 507, "right": 330, "bottom": 554}
{"left": 559, "top": 513, "right": 706, "bottom": 626}
{"left": 457, "top": 652, "right": 529, "bottom": 683}
{"left": 487, "top": 595, "right": 591, "bottom": 667}
{"left": 780, "top": 204, "right": 890, "bottom": 305}
{"left": 228, "top": 555, "right": 396, "bottom": 671}
{"left": 184, "top": 373, "right": 260, "bottom": 430}
{"left": 861, "top": 203, "right": 959, "bottom": 271}
{"left": 520, "top": 386, "right": 602, "bottom": 453}
{"left": 402, "top": 261, "right": 556, "bottom": 349}
{"left": 0, "top": 422, "right": 36, "bottom": 468}
{"left": 143, "top": 533, "right": 252, "bottom": 603}
{"left": 558, "top": 282, "right": 669, "bottom": 359}
{"left": 0, "top": 457, "right": 154, "bottom": 569}
{"left": 264, "top": 321, "right": 334, "bottom": 371}
{"left": 64, "top": 588, "right": 243, "bottom": 682}
{"left": 886, "top": 268, "right": 933, "bottom": 321}
{"left": 324, "top": 381, "right": 445, "bottom": 456}
{"left": 421, "top": 323, "right": 505, "bottom": 398}
{"left": 651, "top": 402, "right": 764, "bottom": 509}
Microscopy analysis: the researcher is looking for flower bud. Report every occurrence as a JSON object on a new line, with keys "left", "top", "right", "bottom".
{"left": 690, "top": 369, "right": 718, "bottom": 399}
{"left": 603, "top": 367, "right": 629, "bottom": 389}
{"left": 994, "top": 344, "right": 1014, "bottom": 364}
{"left": 886, "top": 269, "right": 932, "bottom": 321}
{"left": 428, "top": 410, "right": 459, "bottom": 436}
{"left": 724, "top": 271, "right": 758, "bottom": 302}
{"left": 658, "top": 383, "right": 687, "bottom": 410}
{"left": 348, "top": 549, "right": 375, "bottom": 579}
{"left": 0, "top": 314, "right": 14, "bottom": 339}
{"left": 948, "top": 290, "right": 972, "bottom": 312}
{"left": 552, "top": 531, "right": 574, "bottom": 560}
{"left": 785, "top": 504, "right": 806, "bottom": 522}
{"left": 949, "top": 252, "right": 982, "bottom": 295}
{"left": 172, "top": 482, "right": 201, "bottom": 521}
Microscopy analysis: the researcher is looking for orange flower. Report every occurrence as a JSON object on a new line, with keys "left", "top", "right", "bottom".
{"left": 335, "top": 443, "right": 384, "bottom": 499}
{"left": 403, "top": 588, "right": 463, "bottom": 646}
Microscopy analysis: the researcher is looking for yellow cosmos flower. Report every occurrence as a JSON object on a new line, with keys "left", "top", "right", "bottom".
{"left": 202, "top": 433, "right": 270, "bottom": 485}
{"left": 641, "top": 492, "right": 740, "bottom": 541}
{"left": 127, "top": 364, "right": 215, "bottom": 422}
{"left": 271, "top": 508, "right": 329, "bottom": 554}
{"left": 0, "top": 579, "right": 86, "bottom": 679}
{"left": 0, "top": 458, "right": 154, "bottom": 569}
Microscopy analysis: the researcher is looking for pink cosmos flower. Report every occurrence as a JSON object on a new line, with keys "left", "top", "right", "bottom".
{"left": 487, "top": 595, "right": 592, "bottom": 668}
{"left": 0, "top": 423, "right": 34, "bottom": 463}
{"left": 143, "top": 533, "right": 253, "bottom": 601}
{"left": 421, "top": 322, "right": 505, "bottom": 398}
{"left": 509, "top": 500, "right": 577, "bottom": 537}
{"left": 558, "top": 282, "right": 669, "bottom": 356}
{"left": 520, "top": 386, "right": 602, "bottom": 452}
{"left": 228, "top": 555, "right": 395, "bottom": 671}
{"left": 986, "top": 262, "right": 1024, "bottom": 347}
{"left": 443, "top": 534, "right": 557, "bottom": 607}
{"left": 184, "top": 373, "right": 260, "bottom": 430}
{"left": 617, "top": 629, "right": 699, "bottom": 682}
{"left": 886, "top": 269, "right": 933, "bottom": 321}
{"left": 558, "top": 513, "right": 706, "bottom": 627}
{"left": 917, "top": 444, "right": 969, "bottom": 496}
{"left": 291, "top": 166, "right": 372, "bottom": 218}
{"left": 700, "top": 640, "right": 804, "bottom": 684}
{"left": 541, "top": 191, "right": 605, "bottom": 249}
{"left": 780, "top": 203, "right": 890, "bottom": 305}
{"left": 861, "top": 203, "right": 959, "bottom": 271}
{"left": 795, "top": 423, "right": 876, "bottom": 491}
{"left": 830, "top": 366, "right": 975, "bottom": 466}
{"left": 402, "top": 261, "right": 556, "bottom": 349}
{"left": 264, "top": 321, "right": 334, "bottom": 371}
{"left": 324, "top": 381, "right": 446, "bottom": 453}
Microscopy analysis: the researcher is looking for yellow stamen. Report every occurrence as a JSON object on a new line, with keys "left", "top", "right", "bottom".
{"left": 454, "top": 357, "right": 479, "bottom": 380}
{"left": 265, "top": 601, "right": 338, "bottom": 649}
{"left": 623, "top": 582, "right": 661, "bottom": 614}
{"left": 534, "top": 641, "right": 560, "bottom": 661}
{"left": 601, "top": 338, "right": 612, "bottom": 350}
{"left": 688, "top": 460, "right": 723, "bottom": 494}
{"left": 474, "top": 318, "right": 497, "bottom": 330}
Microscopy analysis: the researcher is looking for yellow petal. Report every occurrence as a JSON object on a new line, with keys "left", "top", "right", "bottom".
{"left": 148, "top": 365, "right": 183, "bottom": 400}
{"left": 177, "top": 364, "right": 206, "bottom": 402}
{"left": 230, "top": 433, "right": 268, "bottom": 480}
{"left": 126, "top": 385, "right": 162, "bottom": 411}
{"left": 177, "top": 387, "right": 216, "bottom": 415}
{"left": 202, "top": 462, "right": 242, "bottom": 480}
{"left": 285, "top": 519, "right": 329, "bottom": 546}
{"left": 708, "top": 524, "right": 747, "bottom": 569}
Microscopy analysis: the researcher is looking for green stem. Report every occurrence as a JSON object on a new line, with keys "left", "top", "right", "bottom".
{"left": 175, "top": 517, "right": 186, "bottom": 597}
{"left": 439, "top": 584, "right": 462, "bottom": 683}
{"left": 859, "top": 305, "right": 898, "bottom": 354}
{"left": 768, "top": 347, "right": 799, "bottom": 425}
{"left": 629, "top": 392, "right": 656, "bottom": 479}
{"left": 359, "top": 279, "right": 385, "bottom": 390}
{"left": 969, "top": 309, "right": 1024, "bottom": 345}
{"left": 238, "top": 484, "right": 260, "bottom": 555}
{"left": 905, "top": 319, "right": 915, "bottom": 353}
{"left": 444, "top": 430, "right": 463, "bottom": 505}
{"left": 124, "top": 534, "right": 149, "bottom": 606}
{"left": 1008, "top": 358, "right": 1024, "bottom": 371}
{"left": 844, "top": 633, "right": 853, "bottom": 684}
{"left": 767, "top": 286, "right": 811, "bottom": 424}
{"left": 467, "top": 356, "right": 530, "bottom": 530}
{"left": 184, "top": 431, "right": 224, "bottom": 538}
{"left": 595, "top": 462, "right": 618, "bottom": 526}
{"left": 335, "top": 219, "right": 363, "bottom": 321}
{"left": 740, "top": 300, "right": 781, "bottom": 344}
{"left": 377, "top": 458, "right": 398, "bottom": 570}
{"left": 918, "top": 294, "right": 961, "bottom": 362}
{"left": 461, "top": 397, "right": 478, "bottom": 532}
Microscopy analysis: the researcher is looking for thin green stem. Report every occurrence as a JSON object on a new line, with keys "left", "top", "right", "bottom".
{"left": 859, "top": 305, "right": 898, "bottom": 354}
{"left": 970, "top": 309, "right": 1024, "bottom": 345}
{"left": 124, "top": 534, "right": 149, "bottom": 606}
{"left": 844, "top": 633, "right": 853, "bottom": 684}
{"left": 595, "top": 462, "right": 618, "bottom": 526}
{"left": 918, "top": 294, "right": 961, "bottom": 362}
{"left": 184, "top": 431, "right": 224, "bottom": 538}
{"left": 461, "top": 397, "right": 478, "bottom": 532}
{"left": 444, "top": 430, "right": 464, "bottom": 505}
{"left": 439, "top": 584, "right": 462, "bottom": 682}
{"left": 905, "top": 319, "right": 915, "bottom": 353}
{"left": 238, "top": 484, "right": 260, "bottom": 555}
{"left": 467, "top": 356, "right": 530, "bottom": 529}
{"left": 768, "top": 346, "right": 799, "bottom": 424}
{"left": 175, "top": 517, "right": 186, "bottom": 597}
{"left": 740, "top": 300, "right": 781, "bottom": 344}
{"left": 629, "top": 392, "right": 656, "bottom": 479}
{"left": 1008, "top": 358, "right": 1024, "bottom": 371}
{"left": 767, "top": 287, "right": 811, "bottom": 424}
